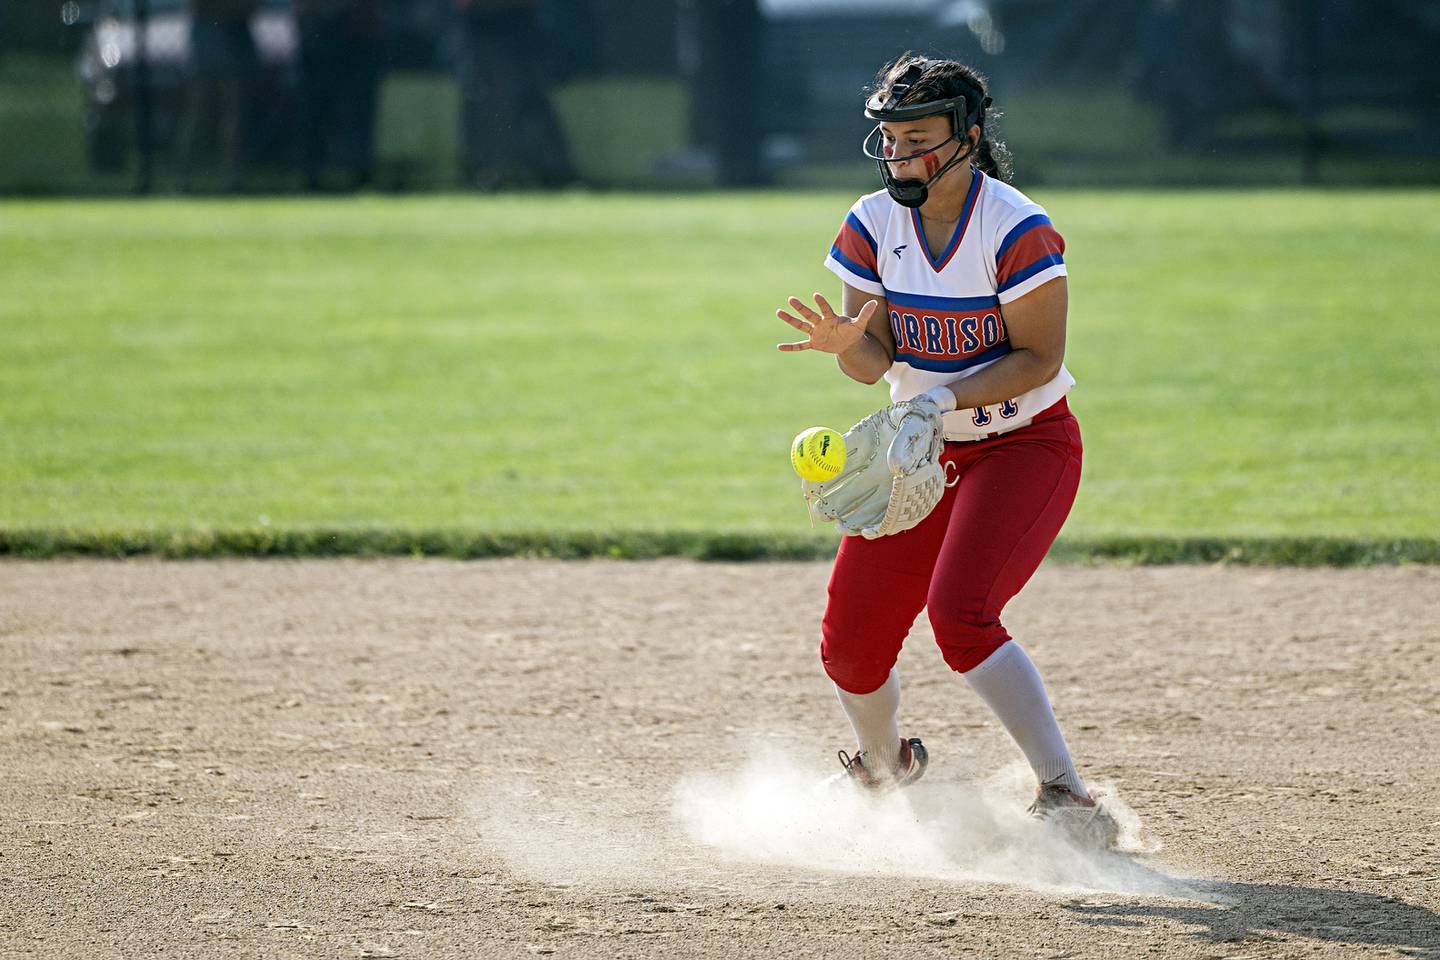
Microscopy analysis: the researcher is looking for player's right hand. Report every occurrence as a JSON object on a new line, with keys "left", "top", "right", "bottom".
{"left": 776, "top": 293, "right": 877, "bottom": 355}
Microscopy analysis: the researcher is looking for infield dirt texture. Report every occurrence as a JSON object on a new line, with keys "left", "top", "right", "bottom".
{"left": 3, "top": 559, "right": 1437, "bottom": 959}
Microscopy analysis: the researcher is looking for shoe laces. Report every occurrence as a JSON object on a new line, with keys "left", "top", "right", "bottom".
{"left": 837, "top": 749, "right": 871, "bottom": 783}
{"left": 1028, "top": 774, "right": 1096, "bottom": 817}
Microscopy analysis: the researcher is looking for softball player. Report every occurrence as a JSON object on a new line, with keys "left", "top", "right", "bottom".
{"left": 776, "top": 55, "right": 1115, "bottom": 841}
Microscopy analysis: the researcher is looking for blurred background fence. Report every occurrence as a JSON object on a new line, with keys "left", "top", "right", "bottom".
{"left": 2, "top": 0, "right": 1437, "bottom": 195}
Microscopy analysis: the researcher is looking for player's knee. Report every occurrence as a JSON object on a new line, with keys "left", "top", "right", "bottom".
{"left": 820, "top": 615, "right": 898, "bottom": 693}
{"left": 820, "top": 591, "right": 908, "bottom": 693}
{"left": 926, "top": 595, "right": 1010, "bottom": 674}
{"left": 819, "top": 635, "right": 895, "bottom": 694}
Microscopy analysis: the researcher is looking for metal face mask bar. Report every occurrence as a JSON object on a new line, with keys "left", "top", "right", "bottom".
{"left": 861, "top": 62, "right": 989, "bottom": 208}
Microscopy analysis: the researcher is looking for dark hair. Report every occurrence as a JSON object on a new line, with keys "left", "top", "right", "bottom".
{"left": 869, "top": 53, "right": 1013, "bottom": 183}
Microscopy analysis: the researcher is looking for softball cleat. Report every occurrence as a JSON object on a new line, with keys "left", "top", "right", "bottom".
{"left": 834, "top": 736, "right": 929, "bottom": 791}
{"left": 1027, "top": 777, "right": 1119, "bottom": 849}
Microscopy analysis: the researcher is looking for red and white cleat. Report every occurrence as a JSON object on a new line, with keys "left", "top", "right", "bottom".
{"left": 1027, "top": 777, "right": 1120, "bottom": 849}
{"left": 834, "top": 736, "right": 929, "bottom": 791}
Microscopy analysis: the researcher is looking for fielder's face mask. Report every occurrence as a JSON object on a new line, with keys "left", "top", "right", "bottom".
{"left": 862, "top": 61, "right": 991, "bottom": 208}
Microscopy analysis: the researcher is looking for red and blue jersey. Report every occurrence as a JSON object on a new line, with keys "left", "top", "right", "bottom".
{"left": 823, "top": 171, "right": 1075, "bottom": 439}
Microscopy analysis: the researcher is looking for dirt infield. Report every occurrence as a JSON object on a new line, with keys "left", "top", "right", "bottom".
{"left": 2, "top": 560, "right": 1437, "bottom": 959}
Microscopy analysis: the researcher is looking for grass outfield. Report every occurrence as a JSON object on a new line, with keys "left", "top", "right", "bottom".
{"left": 2, "top": 191, "right": 1437, "bottom": 560}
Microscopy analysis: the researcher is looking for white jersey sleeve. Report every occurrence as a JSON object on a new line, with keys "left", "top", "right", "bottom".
{"left": 986, "top": 194, "right": 1067, "bottom": 304}
{"left": 822, "top": 198, "right": 886, "bottom": 296}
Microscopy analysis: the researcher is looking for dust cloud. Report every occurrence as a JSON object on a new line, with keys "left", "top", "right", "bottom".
{"left": 673, "top": 752, "right": 1208, "bottom": 898}
{"left": 472, "top": 746, "right": 1213, "bottom": 901}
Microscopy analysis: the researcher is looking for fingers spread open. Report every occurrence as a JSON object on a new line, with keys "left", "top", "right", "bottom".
{"left": 777, "top": 309, "right": 813, "bottom": 332}
{"left": 788, "top": 296, "right": 821, "bottom": 323}
{"left": 813, "top": 292, "right": 837, "bottom": 319}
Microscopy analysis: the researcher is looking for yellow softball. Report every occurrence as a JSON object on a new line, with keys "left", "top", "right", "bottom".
{"left": 790, "top": 426, "right": 846, "bottom": 482}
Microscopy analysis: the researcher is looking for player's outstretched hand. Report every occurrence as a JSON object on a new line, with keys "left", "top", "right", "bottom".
{"left": 777, "top": 293, "right": 877, "bottom": 355}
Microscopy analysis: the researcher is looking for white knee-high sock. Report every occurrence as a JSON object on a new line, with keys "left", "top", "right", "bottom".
{"left": 963, "top": 641, "right": 1087, "bottom": 796}
{"left": 834, "top": 667, "right": 902, "bottom": 772}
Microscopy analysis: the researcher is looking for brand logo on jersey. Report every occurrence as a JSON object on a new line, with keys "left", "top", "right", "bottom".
{"left": 893, "top": 244, "right": 907, "bottom": 260}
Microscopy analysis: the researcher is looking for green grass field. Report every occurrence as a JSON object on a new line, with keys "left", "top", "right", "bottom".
{"left": 2, "top": 191, "right": 1437, "bottom": 560}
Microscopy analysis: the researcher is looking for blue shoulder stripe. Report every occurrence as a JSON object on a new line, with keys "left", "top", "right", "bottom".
{"left": 995, "top": 213, "right": 1052, "bottom": 263}
{"left": 844, "top": 212, "right": 878, "bottom": 256}
{"left": 828, "top": 245, "right": 881, "bottom": 284}
{"left": 997, "top": 253, "right": 1064, "bottom": 292}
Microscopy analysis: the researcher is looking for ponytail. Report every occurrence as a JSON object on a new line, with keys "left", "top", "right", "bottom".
{"left": 974, "top": 130, "right": 1012, "bottom": 182}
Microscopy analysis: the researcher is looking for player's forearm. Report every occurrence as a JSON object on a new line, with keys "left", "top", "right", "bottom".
{"left": 836, "top": 332, "right": 893, "bottom": 385}
{"left": 934, "top": 348, "right": 1062, "bottom": 410}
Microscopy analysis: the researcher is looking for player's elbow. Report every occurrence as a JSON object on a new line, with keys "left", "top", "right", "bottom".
{"left": 1028, "top": 348, "right": 1064, "bottom": 384}
{"left": 838, "top": 357, "right": 886, "bottom": 385}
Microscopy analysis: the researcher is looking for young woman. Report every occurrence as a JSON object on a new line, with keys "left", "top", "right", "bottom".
{"left": 776, "top": 54, "right": 1115, "bottom": 841}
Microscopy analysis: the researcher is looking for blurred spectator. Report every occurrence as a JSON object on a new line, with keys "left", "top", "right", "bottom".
{"left": 177, "top": 0, "right": 261, "bottom": 192}
{"left": 454, "top": 0, "right": 575, "bottom": 189}
{"left": 294, "top": 0, "right": 384, "bottom": 191}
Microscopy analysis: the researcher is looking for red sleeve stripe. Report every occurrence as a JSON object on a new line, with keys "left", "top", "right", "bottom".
{"left": 997, "top": 223, "right": 1064, "bottom": 285}
{"left": 833, "top": 217, "right": 879, "bottom": 275}
{"left": 844, "top": 212, "right": 878, "bottom": 256}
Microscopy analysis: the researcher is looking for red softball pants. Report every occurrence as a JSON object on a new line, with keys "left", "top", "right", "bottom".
{"left": 820, "top": 400, "right": 1082, "bottom": 694}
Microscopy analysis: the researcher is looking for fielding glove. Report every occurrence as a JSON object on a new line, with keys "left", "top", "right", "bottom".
{"left": 801, "top": 395, "right": 955, "bottom": 539}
